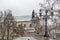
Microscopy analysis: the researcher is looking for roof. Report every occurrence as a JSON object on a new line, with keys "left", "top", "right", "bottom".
{"left": 14, "top": 15, "right": 32, "bottom": 22}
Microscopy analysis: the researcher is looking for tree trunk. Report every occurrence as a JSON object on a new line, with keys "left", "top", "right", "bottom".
{"left": 7, "top": 27, "right": 9, "bottom": 40}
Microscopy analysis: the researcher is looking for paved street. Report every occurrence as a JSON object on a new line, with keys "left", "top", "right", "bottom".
{"left": 13, "top": 37, "right": 37, "bottom": 40}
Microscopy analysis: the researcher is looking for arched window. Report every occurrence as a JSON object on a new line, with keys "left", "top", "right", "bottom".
{"left": 30, "top": 24, "right": 32, "bottom": 27}
{"left": 0, "top": 24, "right": 2, "bottom": 28}
{"left": 18, "top": 24, "right": 21, "bottom": 27}
{"left": 24, "top": 24, "right": 26, "bottom": 27}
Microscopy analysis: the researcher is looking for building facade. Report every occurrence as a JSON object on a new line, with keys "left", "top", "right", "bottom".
{"left": 14, "top": 15, "right": 33, "bottom": 28}
{"left": 14, "top": 15, "right": 35, "bottom": 37}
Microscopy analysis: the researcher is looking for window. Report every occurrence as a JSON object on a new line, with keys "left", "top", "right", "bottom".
{"left": 18, "top": 24, "right": 21, "bottom": 27}
{"left": 30, "top": 24, "right": 32, "bottom": 27}
{"left": 24, "top": 24, "right": 26, "bottom": 27}
{"left": 0, "top": 24, "right": 2, "bottom": 28}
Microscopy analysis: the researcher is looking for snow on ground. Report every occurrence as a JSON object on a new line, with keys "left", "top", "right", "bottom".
{"left": 49, "top": 38, "right": 60, "bottom": 40}
{"left": 13, "top": 37, "right": 37, "bottom": 40}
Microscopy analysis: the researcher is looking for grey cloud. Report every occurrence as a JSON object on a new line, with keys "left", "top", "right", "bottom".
{"left": 0, "top": 0, "right": 43, "bottom": 16}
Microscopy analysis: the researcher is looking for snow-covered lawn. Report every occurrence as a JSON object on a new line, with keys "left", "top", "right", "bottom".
{"left": 13, "top": 37, "right": 37, "bottom": 40}
{"left": 49, "top": 38, "right": 60, "bottom": 40}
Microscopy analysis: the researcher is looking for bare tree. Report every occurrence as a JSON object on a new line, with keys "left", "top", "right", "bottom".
{"left": 39, "top": 0, "right": 60, "bottom": 12}
{"left": 3, "top": 9, "right": 15, "bottom": 40}
{"left": 0, "top": 11, "right": 3, "bottom": 40}
{"left": 39, "top": 0, "right": 60, "bottom": 39}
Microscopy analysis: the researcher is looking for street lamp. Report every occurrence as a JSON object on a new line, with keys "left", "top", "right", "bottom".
{"left": 39, "top": 8, "right": 54, "bottom": 37}
{"left": 44, "top": 10, "right": 49, "bottom": 37}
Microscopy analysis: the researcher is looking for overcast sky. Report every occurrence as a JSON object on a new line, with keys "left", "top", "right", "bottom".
{"left": 0, "top": 0, "right": 45, "bottom": 16}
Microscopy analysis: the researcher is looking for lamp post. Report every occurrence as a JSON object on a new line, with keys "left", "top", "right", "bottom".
{"left": 39, "top": 8, "right": 54, "bottom": 37}
{"left": 40, "top": 9, "right": 49, "bottom": 37}
{"left": 44, "top": 10, "right": 49, "bottom": 37}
